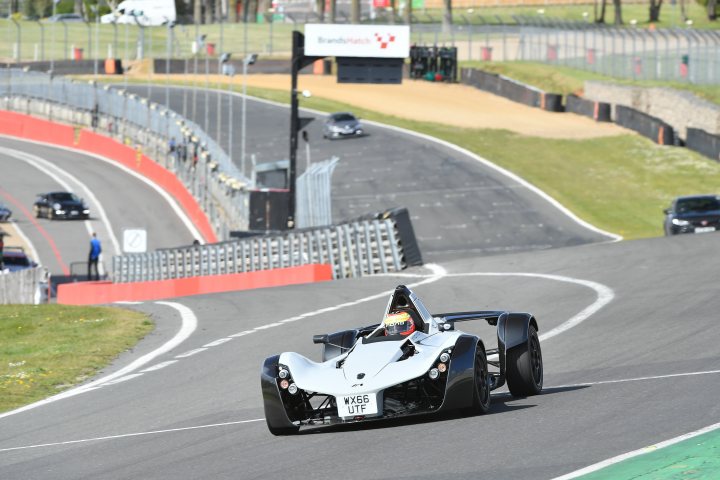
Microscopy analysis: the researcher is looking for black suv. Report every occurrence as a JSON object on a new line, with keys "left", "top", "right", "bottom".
{"left": 33, "top": 192, "right": 90, "bottom": 220}
{"left": 663, "top": 195, "right": 720, "bottom": 236}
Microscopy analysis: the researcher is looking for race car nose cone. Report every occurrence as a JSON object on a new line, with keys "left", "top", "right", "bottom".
{"left": 357, "top": 373, "right": 365, "bottom": 379}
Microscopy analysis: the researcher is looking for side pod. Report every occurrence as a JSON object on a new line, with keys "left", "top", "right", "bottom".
{"left": 260, "top": 355, "right": 297, "bottom": 433}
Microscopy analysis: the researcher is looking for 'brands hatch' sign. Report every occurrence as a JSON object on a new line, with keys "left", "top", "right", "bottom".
{"left": 304, "top": 24, "right": 410, "bottom": 59}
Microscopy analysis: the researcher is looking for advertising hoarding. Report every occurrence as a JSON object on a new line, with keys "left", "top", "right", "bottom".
{"left": 304, "top": 24, "right": 410, "bottom": 59}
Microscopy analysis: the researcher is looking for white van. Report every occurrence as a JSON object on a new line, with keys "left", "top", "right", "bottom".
{"left": 100, "top": 0, "right": 176, "bottom": 26}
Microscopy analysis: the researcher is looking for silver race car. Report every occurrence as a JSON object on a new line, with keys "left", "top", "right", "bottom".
{"left": 261, "top": 285, "right": 543, "bottom": 435}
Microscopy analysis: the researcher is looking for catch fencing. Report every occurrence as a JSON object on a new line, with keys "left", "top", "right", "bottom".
{"left": 0, "top": 68, "right": 251, "bottom": 236}
{"left": 0, "top": 267, "right": 44, "bottom": 304}
{"left": 112, "top": 208, "right": 422, "bottom": 281}
{"left": 296, "top": 156, "right": 339, "bottom": 229}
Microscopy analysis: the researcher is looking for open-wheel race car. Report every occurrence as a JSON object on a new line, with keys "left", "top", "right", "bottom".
{"left": 260, "top": 285, "right": 543, "bottom": 435}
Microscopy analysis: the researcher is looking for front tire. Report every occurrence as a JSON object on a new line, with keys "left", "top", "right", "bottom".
{"left": 506, "top": 326, "right": 543, "bottom": 397}
{"left": 472, "top": 344, "right": 491, "bottom": 414}
{"left": 33, "top": 206, "right": 41, "bottom": 218}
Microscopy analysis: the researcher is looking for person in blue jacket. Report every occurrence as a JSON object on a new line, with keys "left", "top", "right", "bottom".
{"left": 88, "top": 232, "right": 102, "bottom": 281}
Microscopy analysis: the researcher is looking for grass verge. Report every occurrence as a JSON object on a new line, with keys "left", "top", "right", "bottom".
{"left": 0, "top": 305, "right": 153, "bottom": 413}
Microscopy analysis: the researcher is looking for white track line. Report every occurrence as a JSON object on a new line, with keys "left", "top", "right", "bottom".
{"left": 445, "top": 272, "right": 615, "bottom": 342}
{"left": 5, "top": 369, "right": 718, "bottom": 455}
{"left": 8, "top": 219, "right": 40, "bottom": 266}
{"left": 0, "top": 146, "right": 121, "bottom": 258}
{"left": 0, "top": 134, "right": 203, "bottom": 243}
{"left": 0, "top": 301, "right": 197, "bottom": 421}
{"left": 553, "top": 421, "right": 720, "bottom": 480}
{"left": 0, "top": 419, "right": 264, "bottom": 453}
{"left": 175, "top": 85, "right": 622, "bottom": 242}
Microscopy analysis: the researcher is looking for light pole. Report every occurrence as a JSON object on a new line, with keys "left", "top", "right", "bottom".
{"left": 165, "top": 20, "right": 175, "bottom": 110}
{"left": 240, "top": 53, "right": 257, "bottom": 176}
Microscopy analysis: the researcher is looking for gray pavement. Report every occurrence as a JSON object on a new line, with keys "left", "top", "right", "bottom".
{"left": 125, "top": 84, "right": 611, "bottom": 262}
{"left": 0, "top": 137, "right": 198, "bottom": 277}
{"left": 1, "top": 232, "right": 718, "bottom": 479}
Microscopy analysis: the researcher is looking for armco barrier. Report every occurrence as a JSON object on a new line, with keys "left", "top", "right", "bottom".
{"left": 0, "top": 110, "right": 217, "bottom": 243}
{"left": 614, "top": 105, "right": 676, "bottom": 146}
{"left": 686, "top": 128, "right": 720, "bottom": 162}
{"left": 565, "top": 94, "right": 612, "bottom": 122}
{"left": 57, "top": 264, "right": 333, "bottom": 305}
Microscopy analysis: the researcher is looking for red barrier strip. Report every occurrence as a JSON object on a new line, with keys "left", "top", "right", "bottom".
{"left": 56, "top": 264, "right": 334, "bottom": 305}
{"left": 0, "top": 110, "right": 217, "bottom": 243}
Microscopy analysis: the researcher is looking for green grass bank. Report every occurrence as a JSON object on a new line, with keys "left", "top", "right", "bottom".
{"left": 0, "top": 305, "right": 153, "bottom": 413}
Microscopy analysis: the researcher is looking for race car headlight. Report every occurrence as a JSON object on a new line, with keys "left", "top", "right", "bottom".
{"left": 83, "top": 209, "right": 90, "bottom": 214}
{"left": 53, "top": 203, "right": 61, "bottom": 210}
{"left": 428, "top": 368, "right": 439, "bottom": 380}
{"left": 288, "top": 383, "right": 298, "bottom": 395}
{"left": 278, "top": 368, "right": 289, "bottom": 379}
{"left": 330, "top": 126, "right": 343, "bottom": 132}
{"left": 437, "top": 363, "right": 447, "bottom": 373}
{"left": 672, "top": 218, "right": 690, "bottom": 226}
{"left": 439, "top": 352, "right": 450, "bottom": 363}
{"left": 279, "top": 379, "right": 289, "bottom": 390}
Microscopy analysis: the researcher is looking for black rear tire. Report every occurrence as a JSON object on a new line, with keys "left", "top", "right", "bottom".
{"left": 506, "top": 326, "right": 543, "bottom": 397}
{"left": 472, "top": 344, "right": 491, "bottom": 414}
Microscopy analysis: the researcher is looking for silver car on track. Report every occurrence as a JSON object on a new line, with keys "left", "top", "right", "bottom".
{"left": 322, "top": 112, "right": 365, "bottom": 140}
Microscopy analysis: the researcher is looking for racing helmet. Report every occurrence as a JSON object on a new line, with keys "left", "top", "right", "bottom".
{"left": 383, "top": 310, "right": 416, "bottom": 336}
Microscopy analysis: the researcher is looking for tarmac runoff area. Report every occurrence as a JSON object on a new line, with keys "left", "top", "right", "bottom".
{"left": 145, "top": 73, "right": 629, "bottom": 140}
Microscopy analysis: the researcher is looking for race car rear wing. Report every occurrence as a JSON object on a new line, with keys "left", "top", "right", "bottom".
{"left": 433, "top": 311, "right": 507, "bottom": 328}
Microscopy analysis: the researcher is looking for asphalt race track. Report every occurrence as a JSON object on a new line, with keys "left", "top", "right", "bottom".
{"left": 0, "top": 136, "right": 198, "bottom": 278}
{"left": 124, "top": 85, "right": 611, "bottom": 261}
{"left": 1, "top": 232, "right": 719, "bottom": 479}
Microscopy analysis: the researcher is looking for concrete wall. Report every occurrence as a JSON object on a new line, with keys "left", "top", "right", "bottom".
{"left": 584, "top": 82, "right": 720, "bottom": 140}
{"left": 0, "top": 267, "right": 43, "bottom": 304}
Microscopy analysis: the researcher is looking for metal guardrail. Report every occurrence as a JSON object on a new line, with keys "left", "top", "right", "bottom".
{"left": 0, "top": 267, "right": 44, "bottom": 304}
{"left": 112, "top": 214, "right": 412, "bottom": 281}
{"left": 0, "top": 68, "right": 251, "bottom": 236}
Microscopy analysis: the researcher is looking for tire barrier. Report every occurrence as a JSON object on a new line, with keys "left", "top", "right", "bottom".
{"left": 686, "top": 128, "right": 720, "bottom": 163}
{"left": 112, "top": 207, "right": 422, "bottom": 282}
{"left": 565, "top": 94, "right": 612, "bottom": 122}
{"left": 460, "top": 68, "right": 564, "bottom": 112}
{"left": 615, "top": 105, "right": 677, "bottom": 146}
{"left": 409, "top": 46, "right": 458, "bottom": 82}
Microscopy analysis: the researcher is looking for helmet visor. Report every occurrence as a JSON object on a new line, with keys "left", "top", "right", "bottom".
{"left": 384, "top": 312, "right": 414, "bottom": 335}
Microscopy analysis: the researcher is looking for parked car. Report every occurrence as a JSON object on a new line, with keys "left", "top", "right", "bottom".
{"left": 0, "top": 203, "right": 11, "bottom": 222}
{"left": 664, "top": 194, "right": 720, "bottom": 235}
{"left": 322, "top": 112, "right": 365, "bottom": 140}
{"left": 2, "top": 246, "right": 37, "bottom": 272}
{"left": 33, "top": 192, "right": 90, "bottom": 220}
{"left": 47, "top": 13, "right": 84, "bottom": 22}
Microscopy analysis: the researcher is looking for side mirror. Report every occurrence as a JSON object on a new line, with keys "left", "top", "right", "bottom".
{"left": 313, "top": 334, "right": 329, "bottom": 344}
{"left": 663, "top": 208, "right": 670, "bottom": 214}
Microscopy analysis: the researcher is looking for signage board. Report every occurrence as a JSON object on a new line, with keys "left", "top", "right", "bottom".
{"left": 123, "top": 228, "right": 147, "bottom": 253}
{"left": 304, "top": 24, "right": 410, "bottom": 59}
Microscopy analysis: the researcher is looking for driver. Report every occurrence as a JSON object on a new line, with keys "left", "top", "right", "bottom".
{"left": 383, "top": 310, "right": 416, "bottom": 337}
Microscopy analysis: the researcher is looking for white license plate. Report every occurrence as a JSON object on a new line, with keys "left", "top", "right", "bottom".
{"left": 336, "top": 393, "right": 378, "bottom": 418}
{"left": 695, "top": 227, "right": 715, "bottom": 233}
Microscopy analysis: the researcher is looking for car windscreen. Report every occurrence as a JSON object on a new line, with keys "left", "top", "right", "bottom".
{"left": 676, "top": 197, "right": 720, "bottom": 213}
{"left": 51, "top": 192, "right": 80, "bottom": 203}
{"left": 331, "top": 114, "right": 356, "bottom": 122}
{"left": 3, "top": 255, "right": 30, "bottom": 266}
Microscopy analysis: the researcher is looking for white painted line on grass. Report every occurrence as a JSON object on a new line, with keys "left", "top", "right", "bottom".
{"left": 0, "top": 301, "right": 197, "bottom": 421}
